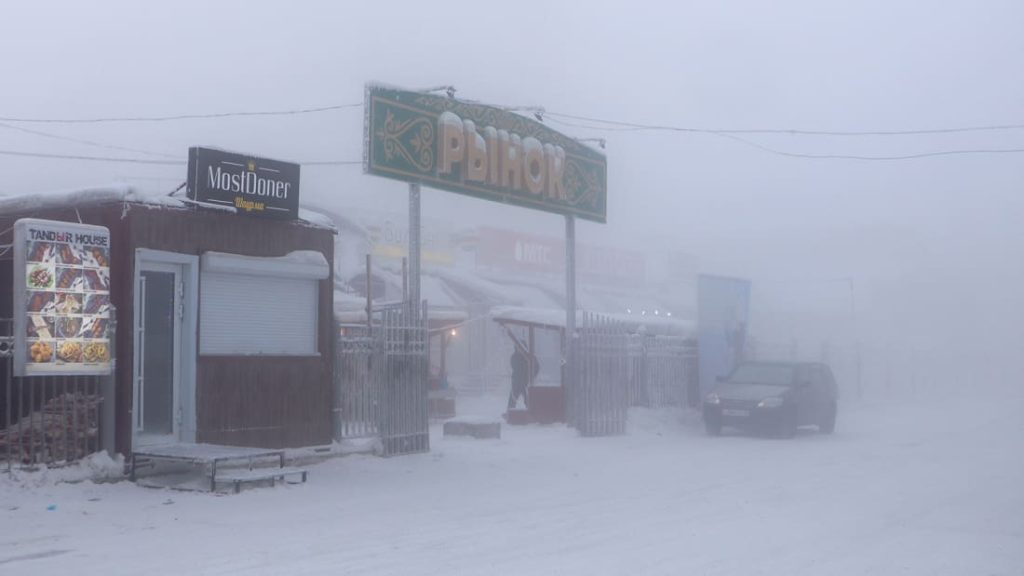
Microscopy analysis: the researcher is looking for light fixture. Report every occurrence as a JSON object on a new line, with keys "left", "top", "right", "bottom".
{"left": 626, "top": 308, "right": 632, "bottom": 314}
{"left": 450, "top": 329, "right": 458, "bottom": 337}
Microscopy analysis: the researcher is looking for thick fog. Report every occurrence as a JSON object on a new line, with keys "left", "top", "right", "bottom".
{"left": 2, "top": 0, "right": 1021, "bottom": 381}
{"left": 4, "top": 3, "right": 1024, "bottom": 575}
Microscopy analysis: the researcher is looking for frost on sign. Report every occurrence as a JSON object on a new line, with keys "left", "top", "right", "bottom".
{"left": 364, "top": 85, "right": 607, "bottom": 223}
{"left": 13, "top": 218, "right": 114, "bottom": 377}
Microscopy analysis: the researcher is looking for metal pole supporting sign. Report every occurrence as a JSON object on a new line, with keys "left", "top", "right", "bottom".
{"left": 408, "top": 183, "right": 421, "bottom": 312}
{"left": 565, "top": 215, "right": 577, "bottom": 422}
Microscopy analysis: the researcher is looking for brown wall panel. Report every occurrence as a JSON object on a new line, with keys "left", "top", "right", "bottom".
{"left": 1, "top": 201, "right": 336, "bottom": 453}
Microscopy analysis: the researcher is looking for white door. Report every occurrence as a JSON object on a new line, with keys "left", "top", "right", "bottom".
{"left": 133, "top": 262, "right": 183, "bottom": 447}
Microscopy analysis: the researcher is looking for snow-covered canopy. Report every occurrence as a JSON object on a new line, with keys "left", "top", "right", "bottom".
{"left": 333, "top": 290, "right": 468, "bottom": 325}
{"left": 491, "top": 305, "right": 695, "bottom": 336}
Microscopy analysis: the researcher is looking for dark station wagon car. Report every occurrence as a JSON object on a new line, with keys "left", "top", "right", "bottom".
{"left": 703, "top": 361, "right": 838, "bottom": 437}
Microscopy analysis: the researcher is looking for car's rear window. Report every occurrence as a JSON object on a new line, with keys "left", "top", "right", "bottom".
{"left": 729, "top": 364, "right": 796, "bottom": 385}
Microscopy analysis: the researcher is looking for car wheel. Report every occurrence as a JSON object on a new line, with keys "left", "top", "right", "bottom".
{"left": 819, "top": 404, "right": 837, "bottom": 434}
{"left": 704, "top": 415, "right": 722, "bottom": 436}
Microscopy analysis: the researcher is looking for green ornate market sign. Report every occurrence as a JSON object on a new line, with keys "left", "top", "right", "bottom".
{"left": 364, "top": 85, "right": 607, "bottom": 223}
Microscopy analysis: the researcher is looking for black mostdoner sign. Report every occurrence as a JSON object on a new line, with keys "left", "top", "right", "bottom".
{"left": 187, "top": 146, "right": 301, "bottom": 220}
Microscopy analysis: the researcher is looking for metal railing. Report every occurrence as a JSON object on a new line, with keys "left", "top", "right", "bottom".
{"left": 569, "top": 312, "right": 631, "bottom": 437}
{"left": 334, "top": 303, "right": 430, "bottom": 456}
{"left": 570, "top": 313, "right": 699, "bottom": 437}
{"left": 627, "top": 334, "right": 699, "bottom": 409}
{"left": 2, "top": 318, "right": 108, "bottom": 472}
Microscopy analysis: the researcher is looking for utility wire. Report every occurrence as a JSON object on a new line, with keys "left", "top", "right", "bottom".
{"left": 0, "top": 149, "right": 185, "bottom": 165}
{"left": 4, "top": 99, "right": 1023, "bottom": 137}
{"left": 0, "top": 149, "right": 363, "bottom": 166}
{"left": 544, "top": 111, "right": 1024, "bottom": 137}
{"left": 303, "top": 160, "right": 363, "bottom": 166}
{"left": 0, "top": 121, "right": 179, "bottom": 158}
{"left": 4, "top": 140, "right": 1023, "bottom": 165}
{"left": 3, "top": 99, "right": 1024, "bottom": 162}
{"left": 546, "top": 116, "right": 1024, "bottom": 161}
{"left": 713, "top": 132, "right": 1024, "bottom": 161}
{"left": 0, "top": 103, "right": 362, "bottom": 124}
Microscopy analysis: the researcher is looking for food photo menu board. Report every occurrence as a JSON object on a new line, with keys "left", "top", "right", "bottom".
{"left": 13, "top": 219, "right": 113, "bottom": 376}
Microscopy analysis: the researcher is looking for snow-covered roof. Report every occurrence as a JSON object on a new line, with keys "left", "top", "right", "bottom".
{"left": 0, "top": 184, "right": 336, "bottom": 230}
{"left": 333, "top": 269, "right": 463, "bottom": 314}
{"left": 430, "top": 268, "right": 563, "bottom": 309}
{"left": 293, "top": 202, "right": 359, "bottom": 234}
{"left": 472, "top": 268, "right": 683, "bottom": 319}
{"left": 490, "top": 306, "right": 579, "bottom": 331}
{"left": 428, "top": 268, "right": 512, "bottom": 305}
{"left": 333, "top": 290, "right": 467, "bottom": 324}
{"left": 0, "top": 184, "right": 175, "bottom": 213}
{"left": 491, "top": 305, "right": 695, "bottom": 336}
{"left": 577, "top": 285, "right": 678, "bottom": 318}
{"left": 335, "top": 267, "right": 462, "bottom": 311}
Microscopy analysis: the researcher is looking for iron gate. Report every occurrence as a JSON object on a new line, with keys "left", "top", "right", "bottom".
{"left": 569, "top": 313, "right": 631, "bottom": 437}
{"left": 334, "top": 304, "right": 429, "bottom": 456}
{"left": 2, "top": 318, "right": 108, "bottom": 471}
{"left": 570, "top": 313, "right": 698, "bottom": 437}
{"left": 628, "top": 334, "right": 699, "bottom": 409}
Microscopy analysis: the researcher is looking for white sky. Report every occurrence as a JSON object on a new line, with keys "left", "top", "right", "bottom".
{"left": 1, "top": 0, "right": 1021, "bottom": 360}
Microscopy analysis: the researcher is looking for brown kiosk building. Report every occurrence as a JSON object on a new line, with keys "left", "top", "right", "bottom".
{"left": 0, "top": 185, "right": 335, "bottom": 456}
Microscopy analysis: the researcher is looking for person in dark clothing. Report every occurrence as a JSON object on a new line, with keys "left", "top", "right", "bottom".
{"left": 508, "top": 347, "right": 530, "bottom": 410}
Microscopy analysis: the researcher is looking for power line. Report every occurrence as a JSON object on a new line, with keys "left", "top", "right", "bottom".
{"left": 714, "top": 132, "right": 1024, "bottom": 161}
{"left": 0, "top": 149, "right": 185, "bottom": 165}
{"left": 0, "top": 121, "right": 179, "bottom": 158}
{"left": 544, "top": 111, "right": 1024, "bottom": 137}
{"left": 303, "top": 160, "right": 363, "bottom": 166}
{"left": 3, "top": 98, "right": 1023, "bottom": 163}
{"left": 0, "top": 148, "right": 363, "bottom": 166}
{"left": 117, "top": 176, "right": 185, "bottom": 182}
{"left": 6, "top": 99, "right": 1023, "bottom": 137}
{"left": 0, "top": 102, "right": 362, "bottom": 124}
{"left": 547, "top": 115, "right": 1024, "bottom": 161}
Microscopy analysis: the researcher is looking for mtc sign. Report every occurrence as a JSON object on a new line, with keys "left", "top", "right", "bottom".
{"left": 364, "top": 85, "right": 607, "bottom": 223}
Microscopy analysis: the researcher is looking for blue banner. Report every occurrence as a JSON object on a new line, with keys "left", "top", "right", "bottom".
{"left": 697, "top": 275, "right": 752, "bottom": 398}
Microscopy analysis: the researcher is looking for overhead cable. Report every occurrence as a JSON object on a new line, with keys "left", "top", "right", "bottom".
{"left": 544, "top": 111, "right": 1024, "bottom": 137}
{"left": 0, "top": 103, "right": 362, "bottom": 124}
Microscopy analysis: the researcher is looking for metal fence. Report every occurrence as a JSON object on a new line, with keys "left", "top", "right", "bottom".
{"left": 570, "top": 313, "right": 698, "bottom": 437}
{"left": 569, "top": 313, "right": 631, "bottom": 437}
{"left": 334, "top": 303, "right": 430, "bottom": 457}
{"left": 627, "top": 334, "right": 699, "bottom": 409}
{"left": 2, "top": 318, "right": 106, "bottom": 472}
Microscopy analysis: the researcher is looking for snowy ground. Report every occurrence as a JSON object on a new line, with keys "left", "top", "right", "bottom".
{"left": 2, "top": 388, "right": 1022, "bottom": 575}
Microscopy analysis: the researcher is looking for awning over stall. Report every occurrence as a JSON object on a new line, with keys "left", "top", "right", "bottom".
{"left": 491, "top": 305, "right": 694, "bottom": 336}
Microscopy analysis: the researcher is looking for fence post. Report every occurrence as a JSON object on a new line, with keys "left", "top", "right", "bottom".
{"left": 4, "top": 328, "right": 11, "bottom": 473}
{"left": 100, "top": 308, "right": 117, "bottom": 456}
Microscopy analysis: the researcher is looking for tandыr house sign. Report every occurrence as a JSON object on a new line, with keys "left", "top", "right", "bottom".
{"left": 364, "top": 85, "right": 607, "bottom": 223}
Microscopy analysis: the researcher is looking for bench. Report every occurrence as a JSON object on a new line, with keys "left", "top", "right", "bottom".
{"left": 214, "top": 466, "right": 309, "bottom": 494}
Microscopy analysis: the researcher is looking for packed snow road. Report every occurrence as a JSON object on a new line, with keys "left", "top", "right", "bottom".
{"left": 2, "top": 390, "right": 1022, "bottom": 576}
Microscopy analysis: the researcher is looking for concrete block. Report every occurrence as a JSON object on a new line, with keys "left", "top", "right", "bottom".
{"left": 443, "top": 419, "right": 501, "bottom": 439}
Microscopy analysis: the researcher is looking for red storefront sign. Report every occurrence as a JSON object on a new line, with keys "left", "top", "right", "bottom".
{"left": 475, "top": 227, "right": 644, "bottom": 286}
